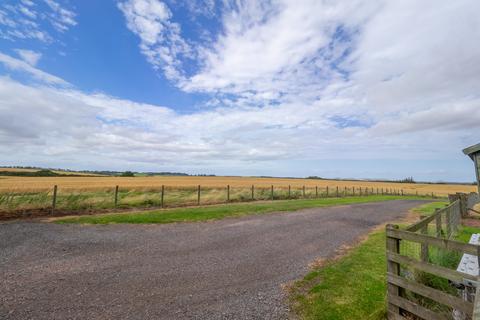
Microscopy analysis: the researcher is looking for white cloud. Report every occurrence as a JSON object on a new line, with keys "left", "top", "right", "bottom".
{"left": 0, "top": 59, "right": 478, "bottom": 180}
{"left": 0, "top": 53, "right": 67, "bottom": 85}
{"left": 118, "top": 0, "right": 192, "bottom": 81}
{"left": 14, "top": 49, "right": 42, "bottom": 66}
{"left": 43, "top": 0, "right": 77, "bottom": 32}
{"left": 0, "top": 0, "right": 76, "bottom": 42}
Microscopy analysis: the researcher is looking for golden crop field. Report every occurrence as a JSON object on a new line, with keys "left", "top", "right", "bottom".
{"left": 0, "top": 175, "right": 476, "bottom": 196}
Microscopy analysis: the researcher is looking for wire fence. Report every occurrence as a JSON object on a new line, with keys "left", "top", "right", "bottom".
{"left": 0, "top": 184, "right": 437, "bottom": 219}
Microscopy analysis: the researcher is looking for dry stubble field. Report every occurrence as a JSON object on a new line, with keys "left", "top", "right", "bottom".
{"left": 0, "top": 174, "right": 475, "bottom": 195}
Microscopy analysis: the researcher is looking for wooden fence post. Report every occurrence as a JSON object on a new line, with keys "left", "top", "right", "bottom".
{"left": 251, "top": 185, "right": 254, "bottom": 200}
{"left": 386, "top": 224, "right": 401, "bottom": 315}
{"left": 114, "top": 185, "right": 119, "bottom": 207}
{"left": 446, "top": 209, "right": 452, "bottom": 238}
{"left": 197, "top": 185, "right": 201, "bottom": 205}
{"left": 161, "top": 185, "right": 164, "bottom": 208}
{"left": 336, "top": 186, "right": 339, "bottom": 197}
{"left": 227, "top": 185, "right": 230, "bottom": 202}
{"left": 315, "top": 186, "right": 318, "bottom": 198}
{"left": 344, "top": 186, "right": 347, "bottom": 197}
{"left": 303, "top": 185, "right": 305, "bottom": 198}
{"left": 435, "top": 210, "right": 442, "bottom": 238}
{"left": 326, "top": 186, "right": 329, "bottom": 197}
{"left": 51, "top": 185, "right": 57, "bottom": 215}
{"left": 360, "top": 187, "right": 362, "bottom": 196}
{"left": 271, "top": 185, "right": 274, "bottom": 200}
{"left": 353, "top": 186, "right": 355, "bottom": 196}
{"left": 420, "top": 218, "right": 429, "bottom": 262}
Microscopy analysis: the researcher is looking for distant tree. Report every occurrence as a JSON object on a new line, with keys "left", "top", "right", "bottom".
{"left": 398, "top": 177, "right": 415, "bottom": 183}
{"left": 121, "top": 171, "right": 135, "bottom": 177}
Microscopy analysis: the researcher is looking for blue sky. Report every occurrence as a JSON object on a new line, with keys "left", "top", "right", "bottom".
{"left": 0, "top": 0, "right": 479, "bottom": 182}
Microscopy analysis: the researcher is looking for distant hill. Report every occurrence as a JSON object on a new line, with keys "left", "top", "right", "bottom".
{"left": 0, "top": 166, "right": 214, "bottom": 177}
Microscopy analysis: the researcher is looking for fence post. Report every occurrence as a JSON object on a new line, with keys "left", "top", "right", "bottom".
{"left": 51, "top": 185, "right": 57, "bottom": 215}
{"left": 326, "top": 186, "right": 329, "bottom": 197}
{"left": 315, "top": 186, "right": 318, "bottom": 198}
{"left": 114, "top": 185, "right": 119, "bottom": 207}
{"left": 288, "top": 185, "right": 291, "bottom": 199}
{"left": 435, "top": 209, "right": 442, "bottom": 238}
{"left": 303, "top": 185, "right": 305, "bottom": 198}
{"left": 161, "top": 185, "right": 164, "bottom": 208}
{"left": 197, "top": 185, "right": 201, "bottom": 205}
{"left": 353, "top": 186, "right": 355, "bottom": 196}
{"left": 420, "top": 218, "right": 429, "bottom": 262}
{"left": 227, "top": 185, "right": 230, "bottom": 202}
{"left": 360, "top": 187, "right": 362, "bottom": 196}
{"left": 271, "top": 185, "right": 274, "bottom": 200}
{"left": 446, "top": 209, "right": 452, "bottom": 238}
{"left": 344, "top": 186, "right": 347, "bottom": 197}
{"left": 336, "top": 186, "right": 339, "bottom": 197}
{"left": 386, "top": 224, "right": 401, "bottom": 315}
{"left": 251, "top": 185, "right": 254, "bottom": 200}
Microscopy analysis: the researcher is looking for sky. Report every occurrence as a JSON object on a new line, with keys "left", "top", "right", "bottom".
{"left": 0, "top": 0, "right": 479, "bottom": 182}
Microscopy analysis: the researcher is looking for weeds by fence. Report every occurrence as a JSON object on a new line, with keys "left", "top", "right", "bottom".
{"left": 0, "top": 184, "right": 436, "bottom": 219}
{"left": 386, "top": 192, "right": 480, "bottom": 319}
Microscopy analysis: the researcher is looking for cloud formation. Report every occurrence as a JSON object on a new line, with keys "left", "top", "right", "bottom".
{"left": 14, "top": 49, "right": 42, "bottom": 66}
{"left": 118, "top": 0, "right": 192, "bottom": 81}
{"left": 0, "top": 0, "right": 76, "bottom": 42}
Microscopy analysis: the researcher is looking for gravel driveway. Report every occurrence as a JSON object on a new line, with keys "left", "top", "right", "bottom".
{"left": 0, "top": 200, "right": 427, "bottom": 319}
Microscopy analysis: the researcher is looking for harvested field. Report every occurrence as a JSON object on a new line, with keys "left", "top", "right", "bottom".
{"left": 0, "top": 175, "right": 475, "bottom": 195}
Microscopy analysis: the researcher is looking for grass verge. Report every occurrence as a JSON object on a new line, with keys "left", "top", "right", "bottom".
{"left": 411, "top": 201, "right": 449, "bottom": 216}
{"left": 54, "top": 195, "right": 424, "bottom": 224}
{"left": 290, "top": 200, "right": 476, "bottom": 320}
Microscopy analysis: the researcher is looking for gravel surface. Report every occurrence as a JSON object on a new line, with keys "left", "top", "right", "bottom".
{"left": 0, "top": 200, "right": 428, "bottom": 319}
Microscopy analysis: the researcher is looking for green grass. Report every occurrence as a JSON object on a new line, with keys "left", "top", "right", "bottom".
{"left": 411, "top": 201, "right": 448, "bottom": 216}
{"left": 291, "top": 230, "right": 388, "bottom": 320}
{"left": 55, "top": 195, "right": 423, "bottom": 224}
{"left": 456, "top": 225, "right": 480, "bottom": 243}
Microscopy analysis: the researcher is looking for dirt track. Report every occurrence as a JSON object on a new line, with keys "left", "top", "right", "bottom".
{"left": 0, "top": 200, "right": 428, "bottom": 319}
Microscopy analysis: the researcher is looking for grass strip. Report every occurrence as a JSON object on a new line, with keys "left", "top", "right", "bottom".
{"left": 411, "top": 201, "right": 449, "bottom": 216}
{"left": 55, "top": 195, "right": 425, "bottom": 224}
{"left": 291, "top": 230, "right": 389, "bottom": 320}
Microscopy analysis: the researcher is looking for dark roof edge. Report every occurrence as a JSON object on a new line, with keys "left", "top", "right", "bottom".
{"left": 463, "top": 143, "right": 480, "bottom": 159}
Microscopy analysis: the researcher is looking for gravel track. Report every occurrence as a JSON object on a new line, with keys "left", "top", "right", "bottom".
{"left": 0, "top": 200, "right": 428, "bottom": 319}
